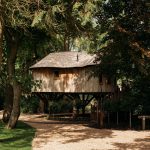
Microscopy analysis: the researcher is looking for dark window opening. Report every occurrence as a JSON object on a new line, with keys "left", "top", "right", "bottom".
{"left": 54, "top": 70, "right": 59, "bottom": 77}
{"left": 107, "top": 77, "right": 111, "bottom": 84}
{"left": 99, "top": 74, "right": 103, "bottom": 83}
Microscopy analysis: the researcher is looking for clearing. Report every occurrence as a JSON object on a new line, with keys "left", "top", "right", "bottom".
{"left": 19, "top": 114, "right": 150, "bottom": 150}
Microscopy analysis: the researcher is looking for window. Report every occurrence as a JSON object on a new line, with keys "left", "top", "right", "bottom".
{"left": 54, "top": 70, "right": 59, "bottom": 78}
{"left": 99, "top": 74, "right": 103, "bottom": 84}
{"left": 106, "top": 77, "right": 111, "bottom": 84}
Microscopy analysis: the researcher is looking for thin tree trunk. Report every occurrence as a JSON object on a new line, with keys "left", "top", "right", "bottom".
{"left": 117, "top": 112, "right": 119, "bottom": 125}
{"left": 107, "top": 112, "right": 110, "bottom": 125}
{"left": 38, "top": 99, "right": 45, "bottom": 113}
{"left": 99, "top": 111, "right": 104, "bottom": 127}
{"left": 82, "top": 106, "right": 85, "bottom": 115}
{"left": 129, "top": 111, "right": 132, "bottom": 129}
{"left": 63, "top": 34, "right": 69, "bottom": 51}
{"left": 72, "top": 99, "right": 79, "bottom": 119}
{"left": 7, "top": 81, "right": 21, "bottom": 129}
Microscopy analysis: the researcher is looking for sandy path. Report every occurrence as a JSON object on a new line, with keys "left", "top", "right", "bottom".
{"left": 19, "top": 114, "right": 150, "bottom": 150}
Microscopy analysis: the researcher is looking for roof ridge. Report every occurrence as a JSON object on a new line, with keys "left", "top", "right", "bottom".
{"left": 30, "top": 51, "right": 98, "bottom": 69}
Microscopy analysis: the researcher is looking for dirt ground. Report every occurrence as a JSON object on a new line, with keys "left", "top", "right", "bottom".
{"left": 18, "top": 114, "right": 150, "bottom": 150}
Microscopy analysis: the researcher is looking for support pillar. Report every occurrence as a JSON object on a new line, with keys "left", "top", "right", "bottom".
{"left": 95, "top": 94, "right": 104, "bottom": 128}
{"left": 38, "top": 99, "right": 45, "bottom": 113}
{"left": 117, "top": 112, "right": 119, "bottom": 125}
{"left": 72, "top": 98, "right": 79, "bottom": 119}
{"left": 142, "top": 117, "right": 145, "bottom": 130}
{"left": 129, "top": 111, "right": 132, "bottom": 129}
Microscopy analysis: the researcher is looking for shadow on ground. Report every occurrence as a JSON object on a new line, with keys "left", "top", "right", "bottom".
{"left": 23, "top": 119, "right": 113, "bottom": 147}
{"left": 113, "top": 136, "right": 150, "bottom": 150}
{"left": 20, "top": 114, "right": 150, "bottom": 150}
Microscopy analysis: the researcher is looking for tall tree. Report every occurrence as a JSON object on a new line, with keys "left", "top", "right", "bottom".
{"left": 0, "top": 0, "right": 100, "bottom": 128}
{"left": 96, "top": 0, "right": 150, "bottom": 77}
{"left": 39, "top": 0, "right": 98, "bottom": 51}
{"left": 95, "top": 0, "right": 150, "bottom": 113}
{"left": 1, "top": 0, "right": 39, "bottom": 128}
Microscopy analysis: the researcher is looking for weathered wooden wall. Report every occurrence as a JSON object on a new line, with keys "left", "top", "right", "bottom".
{"left": 32, "top": 66, "right": 115, "bottom": 93}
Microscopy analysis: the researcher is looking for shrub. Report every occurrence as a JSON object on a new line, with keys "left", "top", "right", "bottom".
{"left": 20, "top": 95, "right": 39, "bottom": 113}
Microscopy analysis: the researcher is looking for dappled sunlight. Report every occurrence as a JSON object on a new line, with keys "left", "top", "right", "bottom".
{"left": 113, "top": 136, "right": 150, "bottom": 150}
{"left": 18, "top": 114, "right": 150, "bottom": 150}
{"left": 112, "top": 132, "right": 150, "bottom": 150}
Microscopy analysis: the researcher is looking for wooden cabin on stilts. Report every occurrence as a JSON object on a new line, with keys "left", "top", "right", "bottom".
{"left": 30, "top": 51, "right": 117, "bottom": 127}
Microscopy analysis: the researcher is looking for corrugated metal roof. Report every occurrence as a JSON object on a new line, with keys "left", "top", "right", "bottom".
{"left": 30, "top": 51, "right": 98, "bottom": 69}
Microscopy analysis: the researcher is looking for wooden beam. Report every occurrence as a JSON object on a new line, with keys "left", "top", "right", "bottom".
{"left": 65, "top": 94, "right": 74, "bottom": 100}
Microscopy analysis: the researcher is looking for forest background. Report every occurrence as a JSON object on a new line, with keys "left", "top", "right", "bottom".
{"left": 0, "top": 0, "right": 149, "bottom": 129}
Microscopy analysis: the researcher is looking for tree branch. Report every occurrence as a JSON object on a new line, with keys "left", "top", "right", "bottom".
{"left": 130, "top": 41, "right": 150, "bottom": 58}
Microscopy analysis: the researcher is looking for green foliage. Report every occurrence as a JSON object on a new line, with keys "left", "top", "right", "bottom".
{"left": 49, "top": 101, "right": 61, "bottom": 114}
{"left": 126, "top": 75, "right": 150, "bottom": 114}
{"left": 2, "top": 0, "right": 37, "bottom": 29}
{"left": 118, "top": 76, "right": 149, "bottom": 114}
{"left": 103, "top": 100, "right": 120, "bottom": 112}
{"left": 31, "top": 11, "right": 46, "bottom": 27}
{"left": 103, "top": 75, "right": 150, "bottom": 114}
{"left": 0, "top": 121, "right": 35, "bottom": 150}
{"left": 94, "top": 0, "right": 150, "bottom": 114}
{"left": 96, "top": 0, "right": 150, "bottom": 76}
{"left": 1, "top": 0, "right": 149, "bottom": 119}
{"left": 49, "top": 99, "right": 73, "bottom": 114}
{"left": 20, "top": 95, "right": 39, "bottom": 113}
{"left": 37, "top": 0, "right": 99, "bottom": 51}
{"left": 0, "top": 95, "right": 4, "bottom": 110}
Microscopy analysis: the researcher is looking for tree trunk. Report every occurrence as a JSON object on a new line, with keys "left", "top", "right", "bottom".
{"left": 38, "top": 99, "right": 45, "bottom": 113}
{"left": 116, "top": 111, "right": 119, "bottom": 125}
{"left": 82, "top": 106, "right": 85, "bottom": 115}
{"left": 2, "top": 33, "right": 18, "bottom": 125}
{"left": 4, "top": 32, "right": 21, "bottom": 129}
{"left": 72, "top": 105, "right": 78, "bottom": 119}
{"left": 129, "top": 111, "right": 132, "bottom": 129}
{"left": 2, "top": 84, "right": 13, "bottom": 123}
{"left": 107, "top": 112, "right": 110, "bottom": 125}
{"left": 63, "top": 34, "right": 69, "bottom": 51}
{"left": 7, "top": 81, "right": 21, "bottom": 129}
{"left": 72, "top": 99, "right": 79, "bottom": 119}
{"left": 99, "top": 111, "right": 104, "bottom": 127}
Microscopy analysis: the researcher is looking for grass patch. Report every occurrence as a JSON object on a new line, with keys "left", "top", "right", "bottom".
{"left": 0, "top": 120, "right": 36, "bottom": 150}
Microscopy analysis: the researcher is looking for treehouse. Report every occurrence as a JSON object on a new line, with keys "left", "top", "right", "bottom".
{"left": 30, "top": 51, "right": 117, "bottom": 120}
{"left": 30, "top": 51, "right": 115, "bottom": 94}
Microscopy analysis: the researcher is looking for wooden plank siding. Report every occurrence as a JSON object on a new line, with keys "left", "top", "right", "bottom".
{"left": 32, "top": 66, "right": 115, "bottom": 93}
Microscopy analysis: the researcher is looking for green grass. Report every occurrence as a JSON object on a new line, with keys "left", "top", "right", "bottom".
{"left": 0, "top": 120, "right": 36, "bottom": 150}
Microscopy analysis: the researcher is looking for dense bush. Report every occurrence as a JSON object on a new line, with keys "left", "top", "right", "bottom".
{"left": 20, "top": 95, "right": 39, "bottom": 113}
{"left": 0, "top": 95, "right": 4, "bottom": 110}
{"left": 103, "top": 99, "right": 120, "bottom": 112}
{"left": 0, "top": 87, "right": 4, "bottom": 110}
{"left": 49, "top": 99, "right": 73, "bottom": 114}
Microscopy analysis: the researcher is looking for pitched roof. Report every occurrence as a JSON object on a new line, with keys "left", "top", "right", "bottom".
{"left": 30, "top": 51, "right": 98, "bottom": 69}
